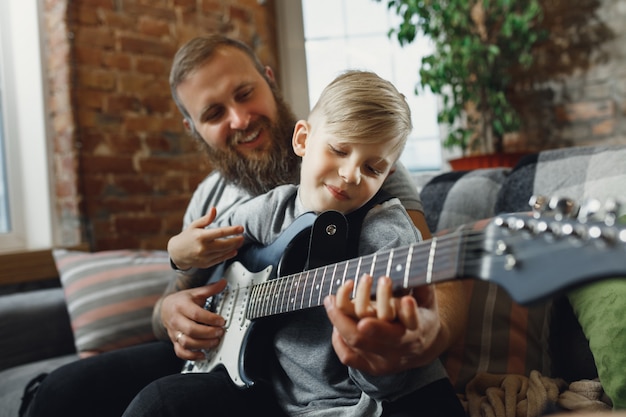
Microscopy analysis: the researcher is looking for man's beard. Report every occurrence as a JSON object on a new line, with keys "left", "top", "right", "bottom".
{"left": 195, "top": 92, "right": 301, "bottom": 197}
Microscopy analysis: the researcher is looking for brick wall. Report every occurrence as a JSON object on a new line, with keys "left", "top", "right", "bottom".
{"left": 41, "top": 0, "right": 625, "bottom": 251}
{"left": 510, "top": 0, "right": 626, "bottom": 151}
{"left": 42, "top": 0, "right": 278, "bottom": 250}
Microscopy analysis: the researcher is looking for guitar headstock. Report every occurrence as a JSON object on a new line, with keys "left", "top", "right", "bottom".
{"left": 476, "top": 195, "right": 626, "bottom": 305}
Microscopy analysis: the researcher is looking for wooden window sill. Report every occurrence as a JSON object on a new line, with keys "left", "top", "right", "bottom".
{"left": 0, "top": 244, "right": 89, "bottom": 287}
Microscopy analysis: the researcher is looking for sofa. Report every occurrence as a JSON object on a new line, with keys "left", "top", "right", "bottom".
{"left": 1, "top": 144, "right": 624, "bottom": 417}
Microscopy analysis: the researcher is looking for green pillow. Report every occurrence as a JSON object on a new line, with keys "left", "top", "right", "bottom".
{"left": 568, "top": 278, "right": 626, "bottom": 409}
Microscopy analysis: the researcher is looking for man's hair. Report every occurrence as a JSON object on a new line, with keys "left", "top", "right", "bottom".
{"left": 169, "top": 35, "right": 269, "bottom": 123}
{"left": 308, "top": 70, "right": 412, "bottom": 159}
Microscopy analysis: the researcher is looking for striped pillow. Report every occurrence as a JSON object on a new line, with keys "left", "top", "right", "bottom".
{"left": 54, "top": 249, "right": 172, "bottom": 357}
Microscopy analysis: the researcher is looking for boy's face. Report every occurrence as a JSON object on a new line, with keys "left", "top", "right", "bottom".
{"left": 292, "top": 120, "right": 398, "bottom": 214}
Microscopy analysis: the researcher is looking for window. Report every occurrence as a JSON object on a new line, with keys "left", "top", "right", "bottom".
{"left": 0, "top": 0, "right": 53, "bottom": 253}
{"left": 0, "top": 73, "right": 9, "bottom": 234}
{"left": 276, "top": 0, "right": 443, "bottom": 172}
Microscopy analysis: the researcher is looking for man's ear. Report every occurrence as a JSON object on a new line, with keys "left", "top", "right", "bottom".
{"left": 264, "top": 66, "right": 275, "bottom": 83}
{"left": 292, "top": 120, "right": 309, "bottom": 157}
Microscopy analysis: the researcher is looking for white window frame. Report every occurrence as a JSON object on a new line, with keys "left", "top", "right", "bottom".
{"left": 0, "top": 0, "right": 54, "bottom": 253}
{"left": 275, "top": 0, "right": 310, "bottom": 120}
{"left": 275, "top": 0, "right": 448, "bottom": 172}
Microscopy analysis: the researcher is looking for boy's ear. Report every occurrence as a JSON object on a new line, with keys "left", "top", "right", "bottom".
{"left": 292, "top": 120, "right": 309, "bottom": 157}
{"left": 183, "top": 118, "right": 192, "bottom": 132}
{"left": 388, "top": 164, "right": 397, "bottom": 176}
{"left": 383, "top": 162, "right": 398, "bottom": 181}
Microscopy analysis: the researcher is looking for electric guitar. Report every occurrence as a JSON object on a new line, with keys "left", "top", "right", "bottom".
{"left": 182, "top": 196, "right": 626, "bottom": 388}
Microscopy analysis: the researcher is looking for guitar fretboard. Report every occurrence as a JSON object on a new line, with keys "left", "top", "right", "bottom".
{"left": 246, "top": 233, "right": 467, "bottom": 320}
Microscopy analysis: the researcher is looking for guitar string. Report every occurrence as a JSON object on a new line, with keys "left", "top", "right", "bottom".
{"left": 248, "top": 232, "right": 480, "bottom": 318}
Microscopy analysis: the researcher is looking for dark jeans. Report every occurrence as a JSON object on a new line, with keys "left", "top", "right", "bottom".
{"left": 122, "top": 367, "right": 288, "bottom": 417}
{"left": 24, "top": 340, "right": 465, "bottom": 417}
{"left": 23, "top": 341, "right": 182, "bottom": 417}
{"left": 382, "top": 378, "right": 466, "bottom": 417}
{"left": 122, "top": 369, "right": 465, "bottom": 417}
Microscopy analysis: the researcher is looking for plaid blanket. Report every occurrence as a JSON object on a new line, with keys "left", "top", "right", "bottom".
{"left": 495, "top": 145, "right": 626, "bottom": 215}
{"left": 423, "top": 145, "right": 626, "bottom": 233}
{"left": 419, "top": 145, "right": 626, "bottom": 410}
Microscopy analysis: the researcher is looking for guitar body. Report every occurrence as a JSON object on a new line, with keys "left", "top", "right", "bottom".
{"left": 182, "top": 210, "right": 348, "bottom": 386}
{"left": 181, "top": 261, "right": 271, "bottom": 386}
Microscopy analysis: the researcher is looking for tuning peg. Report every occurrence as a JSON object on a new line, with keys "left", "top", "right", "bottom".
{"left": 578, "top": 199, "right": 602, "bottom": 223}
{"left": 529, "top": 195, "right": 549, "bottom": 218}
{"left": 548, "top": 196, "right": 579, "bottom": 220}
{"left": 603, "top": 198, "right": 622, "bottom": 226}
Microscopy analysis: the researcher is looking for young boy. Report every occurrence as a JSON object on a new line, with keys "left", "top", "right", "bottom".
{"left": 163, "top": 70, "right": 463, "bottom": 416}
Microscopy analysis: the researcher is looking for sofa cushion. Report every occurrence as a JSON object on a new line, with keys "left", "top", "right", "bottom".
{"left": 421, "top": 168, "right": 509, "bottom": 233}
{"left": 0, "top": 288, "right": 76, "bottom": 372}
{"left": 420, "top": 170, "right": 472, "bottom": 233}
{"left": 54, "top": 249, "right": 172, "bottom": 357}
{"left": 568, "top": 277, "right": 626, "bottom": 410}
{"left": 0, "top": 354, "right": 78, "bottom": 417}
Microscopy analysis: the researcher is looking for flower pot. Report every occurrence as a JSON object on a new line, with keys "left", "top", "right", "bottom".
{"left": 448, "top": 152, "right": 530, "bottom": 171}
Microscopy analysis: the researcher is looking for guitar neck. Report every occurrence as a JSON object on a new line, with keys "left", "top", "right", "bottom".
{"left": 231, "top": 207, "right": 626, "bottom": 320}
{"left": 246, "top": 229, "right": 472, "bottom": 320}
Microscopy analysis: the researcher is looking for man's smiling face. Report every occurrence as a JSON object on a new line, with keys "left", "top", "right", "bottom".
{"left": 176, "top": 45, "right": 300, "bottom": 196}
{"left": 177, "top": 46, "right": 277, "bottom": 159}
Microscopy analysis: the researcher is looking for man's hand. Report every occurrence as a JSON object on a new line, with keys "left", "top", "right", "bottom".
{"left": 161, "top": 280, "right": 228, "bottom": 361}
{"left": 324, "top": 274, "right": 446, "bottom": 376}
{"left": 167, "top": 207, "right": 245, "bottom": 271}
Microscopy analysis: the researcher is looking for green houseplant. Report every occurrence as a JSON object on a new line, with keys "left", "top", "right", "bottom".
{"left": 380, "top": 0, "right": 546, "bottom": 162}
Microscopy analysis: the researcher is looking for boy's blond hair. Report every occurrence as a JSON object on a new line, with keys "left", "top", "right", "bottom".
{"left": 308, "top": 70, "right": 412, "bottom": 159}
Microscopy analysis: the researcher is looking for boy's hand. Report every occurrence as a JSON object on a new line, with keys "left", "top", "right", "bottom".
{"left": 167, "top": 207, "right": 245, "bottom": 270}
{"left": 334, "top": 275, "right": 399, "bottom": 321}
{"left": 325, "top": 275, "right": 441, "bottom": 376}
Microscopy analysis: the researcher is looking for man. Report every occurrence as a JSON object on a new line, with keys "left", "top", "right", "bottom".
{"left": 145, "top": 69, "right": 465, "bottom": 416}
{"left": 158, "top": 35, "right": 466, "bottom": 375}
{"left": 24, "top": 35, "right": 466, "bottom": 417}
